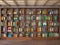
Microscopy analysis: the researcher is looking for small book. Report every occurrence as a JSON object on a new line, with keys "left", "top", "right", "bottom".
{"left": 30, "top": 33, "right": 34, "bottom": 37}
{"left": 8, "top": 33, "right": 13, "bottom": 37}
{"left": 25, "top": 33, "right": 29, "bottom": 37}
{"left": 54, "top": 33, "right": 59, "bottom": 37}
{"left": 54, "top": 15, "right": 58, "bottom": 20}
{"left": 13, "top": 34, "right": 18, "bottom": 37}
{"left": 37, "top": 33, "right": 41, "bottom": 37}
{"left": 42, "top": 9, "right": 47, "bottom": 14}
{"left": 38, "top": 22, "right": 42, "bottom": 26}
{"left": 43, "top": 22, "right": 47, "bottom": 26}
{"left": 8, "top": 27, "right": 12, "bottom": 30}
{"left": 19, "top": 28, "right": 23, "bottom": 32}
{"left": 1, "top": 16, "right": 5, "bottom": 20}
{"left": 13, "top": 22, "right": 17, "bottom": 26}
{"left": 2, "top": 33, "right": 6, "bottom": 37}
{"left": 37, "top": 27, "right": 41, "bottom": 32}
{"left": 30, "top": 28, "right": 34, "bottom": 32}
{"left": 19, "top": 33, "right": 23, "bottom": 37}
{"left": 37, "top": 9, "right": 41, "bottom": 14}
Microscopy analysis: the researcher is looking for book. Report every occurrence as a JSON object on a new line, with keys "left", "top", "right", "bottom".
{"left": 13, "top": 33, "right": 18, "bottom": 37}
{"left": 43, "top": 22, "right": 47, "bottom": 26}
{"left": 36, "top": 15, "right": 42, "bottom": 20}
{"left": 13, "top": 22, "right": 17, "bottom": 26}
{"left": 37, "top": 27, "right": 41, "bottom": 32}
{"left": 37, "top": 33, "right": 41, "bottom": 37}
{"left": 30, "top": 33, "right": 34, "bottom": 37}
{"left": 54, "top": 15, "right": 58, "bottom": 20}
{"left": 30, "top": 28, "right": 34, "bottom": 32}
{"left": 13, "top": 27, "right": 16, "bottom": 32}
{"left": 19, "top": 16, "right": 22, "bottom": 20}
{"left": 1, "top": 16, "right": 5, "bottom": 21}
{"left": 26, "top": 9, "right": 34, "bottom": 14}
{"left": 48, "top": 22, "right": 54, "bottom": 26}
{"left": 8, "top": 32, "right": 13, "bottom": 37}
{"left": 42, "top": 15, "right": 47, "bottom": 21}
{"left": 7, "top": 9, "right": 13, "bottom": 14}
{"left": 8, "top": 21, "right": 12, "bottom": 26}
{"left": 8, "top": 27, "right": 12, "bottom": 30}
{"left": 25, "top": 33, "right": 29, "bottom": 37}
{"left": 26, "top": 15, "right": 30, "bottom": 20}
{"left": 48, "top": 9, "right": 53, "bottom": 15}
{"left": 1, "top": 22, "right": 7, "bottom": 26}
{"left": 7, "top": 16, "right": 12, "bottom": 20}
{"left": 54, "top": 33, "right": 59, "bottom": 37}
{"left": 19, "top": 33, "right": 23, "bottom": 37}
{"left": 54, "top": 27, "right": 58, "bottom": 32}
{"left": 19, "top": 28, "right": 23, "bottom": 32}
{"left": 2, "top": 33, "right": 6, "bottom": 37}
{"left": 42, "top": 9, "right": 47, "bottom": 14}
{"left": 54, "top": 22, "right": 59, "bottom": 26}
{"left": 53, "top": 9, "right": 58, "bottom": 14}
{"left": 19, "top": 9, "right": 25, "bottom": 14}
{"left": 1, "top": 9, "right": 7, "bottom": 14}
{"left": 3, "top": 26, "right": 7, "bottom": 33}
{"left": 49, "top": 27, "right": 54, "bottom": 32}
{"left": 38, "top": 22, "right": 43, "bottom": 26}
{"left": 42, "top": 33, "right": 47, "bottom": 37}
{"left": 36, "top": 9, "right": 41, "bottom": 14}
{"left": 31, "top": 15, "right": 35, "bottom": 20}
{"left": 31, "top": 21, "right": 36, "bottom": 26}
{"left": 14, "top": 9, "right": 18, "bottom": 14}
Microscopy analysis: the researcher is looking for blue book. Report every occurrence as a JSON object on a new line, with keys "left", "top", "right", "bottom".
{"left": 8, "top": 33, "right": 12, "bottom": 37}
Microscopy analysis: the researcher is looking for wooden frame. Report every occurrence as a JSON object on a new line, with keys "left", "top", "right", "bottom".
{"left": 43, "top": 0, "right": 49, "bottom": 6}
{"left": 0, "top": 5, "right": 60, "bottom": 8}
{"left": 34, "top": 0, "right": 38, "bottom": 6}
{"left": 24, "top": 0, "right": 27, "bottom": 6}
{"left": 2, "top": 0, "right": 11, "bottom": 6}
{"left": 52, "top": 0, "right": 60, "bottom": 5}
{"left": 13, "top": 0, "right": 18, "bottom": 6}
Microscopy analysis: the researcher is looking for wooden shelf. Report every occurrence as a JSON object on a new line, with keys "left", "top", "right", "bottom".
{"left": 0, "top": 37, "right": 60, "bottom": 40}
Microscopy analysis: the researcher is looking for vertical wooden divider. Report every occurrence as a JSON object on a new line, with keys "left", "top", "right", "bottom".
{"left": 59, "top": 8, "right": 60, "bottom": 39}
{"left": 0, "top": 8, "right": 1, "bottom": 38}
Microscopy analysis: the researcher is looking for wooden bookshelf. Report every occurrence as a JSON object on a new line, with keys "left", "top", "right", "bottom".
{"left": 0, "top": 8, "right": 60, "bottom": 40}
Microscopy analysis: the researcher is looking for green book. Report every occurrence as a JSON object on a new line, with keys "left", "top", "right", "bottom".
{"left": 39, "top": 16, "right": 42, "bottom": 20}
{"left": 47, "top": 32, "right": 50, "bottom": 37}
{"left": 38, "top": 22, "right": 43, "bottom": 26}
{"left": 13, "top": 28, "right": 16, "bottom": 32}
{"left": 43, "top": 15, "right": 47, "bottom": 21}
{"left": 14, "top": 18, "right": 18, "bottom": 21}
{"left": 13, "top": 22, "right": 17, "bottom": 26}
{"left": 54, "top": 16, "right": 58, "bottom": 20}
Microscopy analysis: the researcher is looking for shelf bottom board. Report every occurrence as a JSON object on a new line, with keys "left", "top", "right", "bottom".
{"left": 0, "top": 37, "right": 60, "bottom": 40}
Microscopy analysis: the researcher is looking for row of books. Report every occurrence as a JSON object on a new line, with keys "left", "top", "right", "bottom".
{"left": 1, "top": 21, "right": 59, "bottom": 26}
{"left": 1, "top": 26, "right": 58, "bottom": 33}
{"left": 1, "top": 15, "right": 58, "bottom": 21}
{"left": 1, "top": 9, "right": 58, "bottom": 15}
{"left": 2, "top": 33, "right": 59, "bottom": 37}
